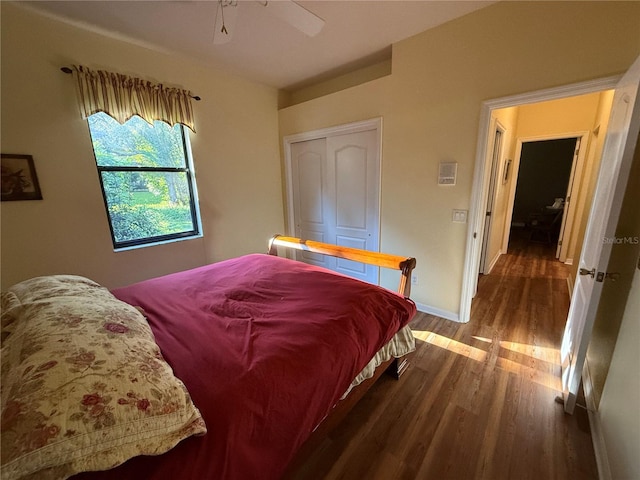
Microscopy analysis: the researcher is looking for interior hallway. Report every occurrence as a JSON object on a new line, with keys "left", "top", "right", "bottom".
{"left": 294, "top": 229, "right": 598, "bottom": 479}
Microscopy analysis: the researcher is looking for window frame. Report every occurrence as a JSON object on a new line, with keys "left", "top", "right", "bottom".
{"left": 88, "top": 115, "right": 202, "bottom": 250}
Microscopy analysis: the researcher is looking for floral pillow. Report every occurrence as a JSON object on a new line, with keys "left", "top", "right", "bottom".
{"left": 0, "top": 275, "right": 206, "bottom": 480}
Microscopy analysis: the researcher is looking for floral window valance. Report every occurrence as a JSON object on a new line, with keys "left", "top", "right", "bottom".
{"left": 71, "top": 65, "right": 196, "bottom": 132}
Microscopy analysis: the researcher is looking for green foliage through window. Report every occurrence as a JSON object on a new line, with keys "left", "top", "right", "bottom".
{"left": 87, "top": 113, "right": 200, "bottom": 248}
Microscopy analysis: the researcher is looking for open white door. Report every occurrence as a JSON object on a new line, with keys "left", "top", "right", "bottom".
{"left": 479, "top": 124, "right": 504, "bottom": 274}
{"left": 560, "top": 55, "right": 640, "bottom": 414}
{"left": 556, "top": 137, "right": 581, "bottom": 260}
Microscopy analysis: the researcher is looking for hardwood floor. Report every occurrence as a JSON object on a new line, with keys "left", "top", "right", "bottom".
{"left": 294, "top": 230, "right": 598, "bottom": 479}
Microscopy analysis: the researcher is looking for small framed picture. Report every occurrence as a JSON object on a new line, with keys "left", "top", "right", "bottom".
{"left": 1, "top": 154, "right": 43, "bottom": 201}
{"left": 502, "top": 158, "right": 512, "bottom": 184}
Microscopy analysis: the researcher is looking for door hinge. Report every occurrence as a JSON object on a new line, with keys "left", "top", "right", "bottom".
{"left": 558, "top": 240, "right": 563, "bottom": 246}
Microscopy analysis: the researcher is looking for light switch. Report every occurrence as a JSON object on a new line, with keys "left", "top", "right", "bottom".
{"left": 452, "top": 209, "right": 467, "bottom": 223}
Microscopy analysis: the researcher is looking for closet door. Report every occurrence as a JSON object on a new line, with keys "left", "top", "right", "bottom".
{"left": 326, "top": 130, "right": 380, "bottom": 283}
{"left": 289, "top": 128, "right": 380, "bottom": 284}
{"left": 290, "top": 137, "right": 335, "bottom": 271}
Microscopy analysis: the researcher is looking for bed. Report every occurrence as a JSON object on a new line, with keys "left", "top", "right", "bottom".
{"left": 1, "top": 236, "right": 417, "bottom": 480}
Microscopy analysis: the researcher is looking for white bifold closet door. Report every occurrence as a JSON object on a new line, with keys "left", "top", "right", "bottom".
{"left": 289, "top": 129, "right": 380, "bottom": 285}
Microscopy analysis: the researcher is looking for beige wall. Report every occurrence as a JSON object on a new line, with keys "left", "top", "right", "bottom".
{"left": 278, "top": 1, "right": 640, "bottom": 315}
{"left": 515, "top": 93, "right": 603, "bottom": 139}
{"left": 1, "top": 4, "right": 284, "bottom": 290}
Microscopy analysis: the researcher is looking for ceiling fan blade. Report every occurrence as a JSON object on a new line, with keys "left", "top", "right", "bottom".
{"left": 213, "top": 1, "right": 240, "bottom": 45}
{"left": 264, "top": 1, "right": 325, "bottom": 37}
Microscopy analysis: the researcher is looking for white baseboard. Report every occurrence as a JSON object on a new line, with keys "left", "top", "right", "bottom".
{"left": 583, "top": 359, "right": 612, "bottom": 480}
{"left": 486, "top": 251, "right": 501, "bottom": 275}
{"left": 414, "top": 302, "right": 460, "bottom": 322}
{"left": 567, "top": 275, "right": 574, "bottom": 300}
{"left": 565, "top": 258, "right": 574, "bottom": 266}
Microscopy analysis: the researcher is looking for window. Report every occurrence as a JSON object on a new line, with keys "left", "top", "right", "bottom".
{"left": 87, "top": 112, "right": 201, "bottom": 249}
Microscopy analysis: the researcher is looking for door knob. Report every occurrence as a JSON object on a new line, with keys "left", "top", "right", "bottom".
{"left": 579, "top": 267, "right": 595, "bottom": 278}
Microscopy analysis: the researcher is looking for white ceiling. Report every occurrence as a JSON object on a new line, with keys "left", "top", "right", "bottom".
{"left": 20, "top": 0, "right": 495, "bottom": 90}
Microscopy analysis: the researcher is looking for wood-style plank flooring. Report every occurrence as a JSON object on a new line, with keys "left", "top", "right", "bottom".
{"left": 294, "top": 230, "right": 598, "bottom": 479}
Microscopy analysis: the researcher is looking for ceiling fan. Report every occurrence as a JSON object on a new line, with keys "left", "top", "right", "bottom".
{"left": 213, "top": 0, "right": 325, "bottom": 45}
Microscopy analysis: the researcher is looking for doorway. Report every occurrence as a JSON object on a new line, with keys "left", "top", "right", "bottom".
{"left": 463, "top": 57, "right": 640, "bottom": 422}
{"left": 460, "top": 76, "right": 620, "bottom": 323}
{"left": 510, "top": 138, "right": 577, "bottom": 250}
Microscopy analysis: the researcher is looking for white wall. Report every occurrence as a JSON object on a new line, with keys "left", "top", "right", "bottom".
{"left": 1, "top": 4, "right": 285, "bottom": 289}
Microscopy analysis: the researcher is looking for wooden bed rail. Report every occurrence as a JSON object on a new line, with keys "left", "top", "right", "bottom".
{"left": 268, "top": 235, "right": 417, "bottom": 297}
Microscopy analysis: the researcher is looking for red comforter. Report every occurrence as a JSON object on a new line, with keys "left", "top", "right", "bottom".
{"left": 74, "top": 253, "right": 416, "bottom": 480}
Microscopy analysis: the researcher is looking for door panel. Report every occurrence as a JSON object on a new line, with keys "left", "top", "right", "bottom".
{"left": 290, "top": 138, "right": 334, "bottom": 269}
{"left": 327, "top": 130, "right": 380, "bottom": 284}
{"left": 298, "top": 151, "right": 324, "bottom": 226}
{"left": 335, "top": 145, "right": 368, "bottom": 229}
{"left": 560, "top": 55, "right": 640, "bottom": 414}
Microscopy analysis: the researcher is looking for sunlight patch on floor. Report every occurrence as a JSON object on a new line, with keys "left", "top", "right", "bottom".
{"left": 496, "top": 356, "right": 562, "bottom": 391}
{"left": 414, "top": 331, "right": 562, "bottom": 391}
{"left": 413, "top": 330, "right": 487, "bottom": 362}
{"left": 499, "top": 340, "right": 560, "bottom": 366}
{"left": 471, "top": 335, "right": 492, "bottom": 344}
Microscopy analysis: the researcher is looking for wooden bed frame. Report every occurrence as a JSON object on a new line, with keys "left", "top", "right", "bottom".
{"left": 267, "top": 235, "right": 417, "bottom": 477}
{"left": 268, "top": 235, "right": 417, "bottom": 297}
